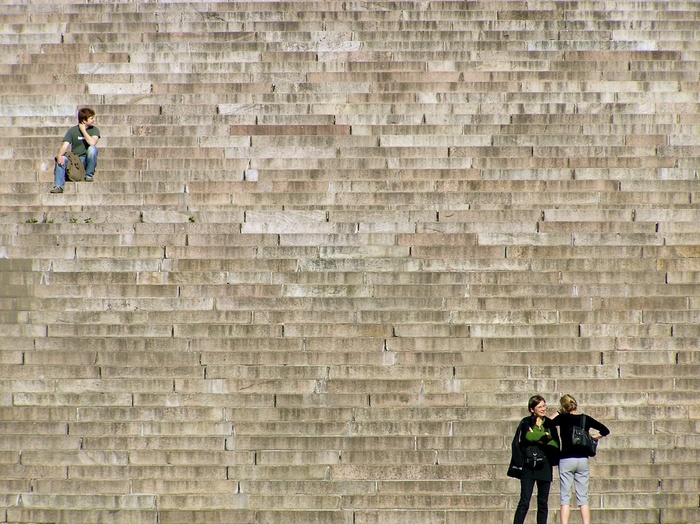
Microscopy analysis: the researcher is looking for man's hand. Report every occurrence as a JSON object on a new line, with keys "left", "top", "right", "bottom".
{"left": 78, "top": 123, "right": 98, "bottom": 147}
{"left": 55, "top": 141, "right": 70, "bottom": 164}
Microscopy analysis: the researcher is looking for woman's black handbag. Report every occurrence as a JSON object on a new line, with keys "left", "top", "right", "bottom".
{"left": 571, "top": 415, "right": 598, "bottom": 457}
{"left": 523, "top": 445, "right": 545, "bottom": 470}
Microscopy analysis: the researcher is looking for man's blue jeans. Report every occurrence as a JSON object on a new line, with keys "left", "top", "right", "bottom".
{"left": 54, "top": 146, "right": 98, "bottom": 188}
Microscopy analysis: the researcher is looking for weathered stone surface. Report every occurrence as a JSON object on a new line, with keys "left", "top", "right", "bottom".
{"left": 2, "top": 1, "right": 700, "bottom": 523}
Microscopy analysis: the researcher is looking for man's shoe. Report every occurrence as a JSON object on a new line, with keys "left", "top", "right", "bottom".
{"left": 85, "top": 176, "right": 94, "bottom": 182}
{"left": 50, "top": 186, "right": 63, "bottom": 194}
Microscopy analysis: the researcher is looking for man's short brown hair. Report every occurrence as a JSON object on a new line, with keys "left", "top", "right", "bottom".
{"left": 78, "top": 107, "right": 96, "bottom": 123}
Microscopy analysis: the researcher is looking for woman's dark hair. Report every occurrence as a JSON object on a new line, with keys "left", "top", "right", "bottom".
{"left": 528, "top": 395, "right": 546, "bottom": 412}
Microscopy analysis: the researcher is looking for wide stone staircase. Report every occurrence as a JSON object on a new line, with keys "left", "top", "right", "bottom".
{"left": 1, "top": 0, "right": 699, "bottom": 523}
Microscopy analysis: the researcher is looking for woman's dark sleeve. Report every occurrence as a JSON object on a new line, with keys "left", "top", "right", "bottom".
{"left": 545, "top": 417, "right": 561, "bottom": 447}
{"left": 511, "top": 419, "right": 525, "bottom": 465}
{"left": 586, "top": 415, "right": 610, "bottom": 436}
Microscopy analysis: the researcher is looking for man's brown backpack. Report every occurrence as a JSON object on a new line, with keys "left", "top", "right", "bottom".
{"left": 65, "top": 151, "right": 86, "bottom": 182}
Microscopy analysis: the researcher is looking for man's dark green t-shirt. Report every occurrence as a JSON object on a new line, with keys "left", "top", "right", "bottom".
{"left": 63, "top": 125, "right": 100, "bottom": 156}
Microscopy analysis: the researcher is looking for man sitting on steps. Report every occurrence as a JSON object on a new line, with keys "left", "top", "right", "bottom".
{"left": 50, "top": 107, "right": 100, "bottom": 193}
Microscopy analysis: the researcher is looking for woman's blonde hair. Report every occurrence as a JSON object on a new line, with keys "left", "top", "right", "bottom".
{"left": 560, "top": 394, "right": 577, "bottom": 413}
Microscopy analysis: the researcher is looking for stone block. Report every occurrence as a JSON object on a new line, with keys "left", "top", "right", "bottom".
{"left": 538, "top": 222, "right": 657, "bottom": 234}
{"left": 20, "top": 450, "right": 129, "bottom": 468}
{"left": 13, "top": 392, "right": 133, "bottom": 407}
{"left": 282, "top": 284, "right": 368, "bottom": 299}
{"left": 344, "top": 449, "right": 441, "bottom": 467}
{"left": 183, "top": 378, "right": 318, "bottom": 395}
{"left": 165, "top": 256, "right": 296, "bottom": 273}
{"left": 229, "top": 406, "right": 353, "bottom": 424}
{"left": 48, "top": 258, "right": 162, "bottom": 273}
{"left": 148, "top": 310, "right": 252, "bottom": 325}
{"left": 353, "top": 510, "right": 447, "bottom": 524}
{"left": 226, "top": 464, "right": 330, "bottom": 482}
{"left": 30, "top": 478, "right": 131, "bottom": 495}
{"left": 255, "top": 450, "right": 341, "bottom": 467}
{"left": 0, "top": 435, "right": 81, "bottom": 451}
{"left": 410, "top": 244, "right": 505, "bottom": 259}
{"left": 173, "top": 324, "right": 282, "bottom": 339}
{"left": 87, "top": 83, "right": 152, "bottom": 95}
{"left": 6, "top": 509, "right": 158, "bottom": 524}
{"left": 659, "top": 509, "right": 700, "bottom": 524}
{"left": 191, "top": 337, "right": 303, "bottom": 352}
{"left": 74, "top": 406, "right": 226, "bottom": 424}
{"left": 349, "top": 492, "right": 508, "bottom": 510}
{"left": 74, "top": 245, "right": 166, "bottom": 260}
{"left": 274, "top": 393, "right": 370, "bottom": 408}
{"left": 356, "top": 222, "right": 421, "bottom": 234}
{"left": 244, "top": 480, "right": 375, "bottom": 498}
{"left": 231, "top": 434, "right": 415, "bottom": 451}
{"left": 376, "top": 479, "right": 462, "bottom": 494}
{"left": 156, "top": 510, "right": 255, "bottom": 524}
{"left": 559, "top": 377, "right": 675, "bottom": 394}
{"left": 54, "top": 379, "right": 173, "bottom": 395}
{"left": 167, "top": 246, "right": 259, "bottom": 260}
{"left": 0, "top": 420, "right": 68, "bottom": 436}
{"left": 254, "top": 511, "right": 351, "bottom": 524}
{"left": 603, "top": 492, "right": 697, "bottom": 510}
{"left": 384, "top": 337, "right": 482, "bottom": 353}
{"left": 23, "top": 492, "right": 155, "bottom": 511}
{"left": 128, "top": 450, "right": 250, "bottom": 468}
{"left": 334, "top": 365, "right": 455, "bottom": 381}
{"left": 69, "top": 464, "right": 227, "bottom": 482}
{"left": 46, "top": 323, "right": 174, "bottom": 338}
{"left": 331, "top": 464, "right": 492, "bottom": 482}
{"left": 617, "top": 404, "right": 692, "bottom": 421}
{"left": 100, "top": 366, "right": 203, "bottom": 380}
{"left": 354, "top": 309, "right": 449, "bottom": 324}
{"left": 0, "top": 103, "right": 75, "bottom": 118}
{"left": 300, "top": 258, "right": 421, "bottom": 275}
{"left": 69, "top": 420, "right": 232, "bottom": 438}
{"left": 231, "top": 124, "right": 351, "bottom": 136}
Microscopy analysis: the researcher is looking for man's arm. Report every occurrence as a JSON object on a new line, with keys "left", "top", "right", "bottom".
{"left": 55, "top": 141, "right": 70, "bottom": 166}
{"left": 79, "top": 123, "right": 99, "bottom": 147}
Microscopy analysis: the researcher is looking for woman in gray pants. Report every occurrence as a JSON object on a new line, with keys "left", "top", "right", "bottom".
{"left": 551, "top": 395, "right": 610, "bottom": 524}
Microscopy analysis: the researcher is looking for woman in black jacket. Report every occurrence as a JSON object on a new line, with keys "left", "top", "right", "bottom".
{"left": 509, "top": 395, "right": 561, "bottom": 524}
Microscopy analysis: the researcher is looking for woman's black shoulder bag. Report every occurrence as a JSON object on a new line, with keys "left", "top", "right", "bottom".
{"left": 571, "top": 414, "right": 598, "bottom": 457}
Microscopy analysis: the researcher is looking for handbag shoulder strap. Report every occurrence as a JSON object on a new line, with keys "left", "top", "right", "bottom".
{"left": 580, "top": 414, "right": 587, "bottom": 430}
